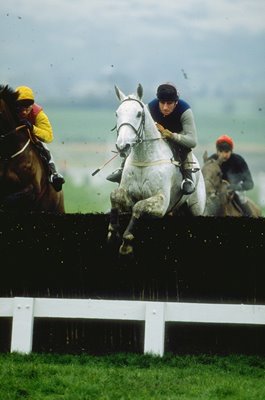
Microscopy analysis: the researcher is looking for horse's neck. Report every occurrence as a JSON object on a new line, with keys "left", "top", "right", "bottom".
{"left": 130, "top": 109, "right": 173, "bottom": 162}
{"left": 7, "top": 129, "right": 32, "bottom": 159}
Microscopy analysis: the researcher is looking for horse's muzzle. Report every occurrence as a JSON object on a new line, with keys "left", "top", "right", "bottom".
{"left": 116, "top": 143, "right": 131, "bottom": 158}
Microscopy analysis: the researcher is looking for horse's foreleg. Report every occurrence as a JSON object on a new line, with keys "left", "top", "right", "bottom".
{"left": 119, "top": 194, "right": 167, "bottom": 256}
{"left": 107, "top": 187, "right": 133, "bottom": 246}
{"left": 133, "top": 193, "right": 167, "bottom": 219}
{"left": 107, "top": 207, "right": 121, "bottom": 244}
{"left": 119, "top": 216, "right": 138, "bottom": 255}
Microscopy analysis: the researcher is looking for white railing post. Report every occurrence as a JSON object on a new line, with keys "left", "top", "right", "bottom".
{"left": 11, "top": 297, "right": 34, "bottom": 354}
{"left": 144, "top": 302, "right": 165, "bottom": 356}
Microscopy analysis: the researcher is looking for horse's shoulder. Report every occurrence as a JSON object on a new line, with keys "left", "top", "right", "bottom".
{"left": 246, "top": 197, "right": 262, "bottom": 217}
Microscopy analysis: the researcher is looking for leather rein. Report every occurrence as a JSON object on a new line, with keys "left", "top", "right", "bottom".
{"left": 0, "top": 125, "right": 34, "bottom": 159}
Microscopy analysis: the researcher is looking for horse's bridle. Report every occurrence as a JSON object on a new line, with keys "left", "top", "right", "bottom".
{"left": 116, "top": 98, "right": 146, "bottom": 145}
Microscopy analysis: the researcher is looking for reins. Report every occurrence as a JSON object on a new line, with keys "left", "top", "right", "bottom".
{"left": 116, "top": 97, "right": 164, "bottom": 148}
{"left": 0, "top": 124, "right": 36, "bottom": 160}
{"left": 116, "top": 98, "right": 145, "bottom": 144}
{"left": 116, "top": 98, "right": 182, "bottom": 168}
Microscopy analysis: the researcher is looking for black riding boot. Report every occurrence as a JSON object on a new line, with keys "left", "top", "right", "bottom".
{"left": 233, "top": 193, "right": 253, "bottom": 217}
{"left": 178, "top": 148, "right": 195, "bottom": 195}
{"left": 239, "top": 201, "right": 253, "bottom": 217}
{"left": 48, "top": 162, "right": 65, "bottom": 192}
{"left": 106, "top": 157, "right": 126, "bottom": 183}
{"left": 181, "top": 168, "right": 195, "bottom": 195}
{"left": 35, "top": 141, "right": 65, "bottom": 192}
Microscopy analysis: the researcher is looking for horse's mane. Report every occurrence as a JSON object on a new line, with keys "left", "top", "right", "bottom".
{"left": 0, "top": 84, "right": 19, "bottom": 122}
{"left": 127, "top": 94, "right": 139, "bottom": 100}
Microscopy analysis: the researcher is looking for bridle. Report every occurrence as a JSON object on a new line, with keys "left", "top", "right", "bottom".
{"left": 116, "top": 98, "right": 146, "bottom": 145}
{"left": 114, "top": 97, "right": 181, "bottom": 169}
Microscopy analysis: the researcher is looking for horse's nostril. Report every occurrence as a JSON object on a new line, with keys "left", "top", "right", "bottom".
{"left": 120, "top": 150, "right": 128, "bottom": 158}
{"left": 116, "top": 143, "right": 130, "bottom": 158}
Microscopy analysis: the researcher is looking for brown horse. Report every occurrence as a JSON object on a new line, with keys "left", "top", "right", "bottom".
{"left": 202, "top": 151, "right": 261, "bottom": 217}
{"left": 0, "top": 84, "right": 65, "bottom": 213}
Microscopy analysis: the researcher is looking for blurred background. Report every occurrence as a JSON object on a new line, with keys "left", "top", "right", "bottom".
{"left": 1, "top": 0, "right": 264, "bottom": 213}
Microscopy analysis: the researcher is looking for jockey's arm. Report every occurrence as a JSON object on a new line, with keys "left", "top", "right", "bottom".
{"left": 157, "top": 109, "right": 197, "bottom": 149}
{"left": 171, "top": 109, "right": 198, "bottom": 149}
{"left": 239, "top": 158, "right": 254, "bottom": 191}
{"left": 33, "top": 110, "right": 54, "bottom": 143}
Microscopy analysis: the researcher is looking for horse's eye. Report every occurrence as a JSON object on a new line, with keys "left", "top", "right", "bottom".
{"left": 136, "top": 111, "right": 142, "bottom": 118}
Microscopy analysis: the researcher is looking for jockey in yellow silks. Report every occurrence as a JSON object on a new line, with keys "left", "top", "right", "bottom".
{"left": 16, "top": 85, "right": 65, "bottom": 192}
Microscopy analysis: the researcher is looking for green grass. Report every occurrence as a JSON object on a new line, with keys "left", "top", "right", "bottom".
{"left": 62, "top": 175, "right": 265, "bottom": 216}
{"left": 0, "top": 353, "right": 264, "bottom": 399}
{"left": 62, "top": 175, "right": 111, "bottom": 214}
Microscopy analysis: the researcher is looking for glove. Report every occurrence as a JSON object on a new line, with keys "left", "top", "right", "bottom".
{"left": 156, "top": 123, "right": 165, "bottom": 133}
{"left": 156, "top": 123, "right": 174, "bottom": 140}
{"left": 228, "top": 182, "right": 243, "bottom": 191}
{"left": 20, "top": 119, "right": 33, "bottom": 132}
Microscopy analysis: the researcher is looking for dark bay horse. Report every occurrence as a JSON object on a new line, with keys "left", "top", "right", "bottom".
{"left": 202, "top": 151, "right": 261, "bottom": 217}
{"left": 0, "top": 84, "right": 65, "bottom": 212}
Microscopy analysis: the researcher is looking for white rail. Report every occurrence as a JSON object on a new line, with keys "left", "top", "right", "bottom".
{"left": 1, "top": 297, "right": 265, "bottom": 356}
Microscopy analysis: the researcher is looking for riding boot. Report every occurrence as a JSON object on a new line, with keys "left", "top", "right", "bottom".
{"left": 106, "top": 157, "right": 126, "bottom": 183}
{"left": 180, "top": 149, "right": 196, "bottom": 195}
{"left": 48, "top": 162, "right": 65, "bottom": 192}
{"left": 239, "top": 201, "right": 253, "bottom": 217}
{"left": 34, "top": 141, "right": 65, "bottom": 192}
{"left": 181, "top": 169, "right": 195, "bottom": 195}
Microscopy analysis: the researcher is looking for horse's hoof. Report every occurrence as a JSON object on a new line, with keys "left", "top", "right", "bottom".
{"left": 119, "top": 243, "right": 133, "bottom": 256}
{"left": 107, "top": 231, "right": 121, "bottom": 246}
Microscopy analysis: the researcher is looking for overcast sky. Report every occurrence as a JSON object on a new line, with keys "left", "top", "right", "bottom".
{"left": 1, "top": 0, "right": 265, "bottom": 105}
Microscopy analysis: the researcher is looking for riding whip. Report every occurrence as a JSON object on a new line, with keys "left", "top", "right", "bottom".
{"left": 91, "top": 152, "right": 119, "bottom": 176}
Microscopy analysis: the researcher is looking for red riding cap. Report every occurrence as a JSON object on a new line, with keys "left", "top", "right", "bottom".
{"left": 216, "top": 135, "right": 234, "bottom": 150}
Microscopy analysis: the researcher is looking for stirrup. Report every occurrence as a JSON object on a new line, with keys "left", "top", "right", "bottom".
{"left": 181, "top": 178, "right": 195, "bottom": 195}
{"left": 106, "top": 168, "right": 122, "bottom": 183}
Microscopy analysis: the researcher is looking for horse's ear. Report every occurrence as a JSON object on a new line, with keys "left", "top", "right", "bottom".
{"left": 114, "top": 85, "right": 126, "bottom": 101}
{"left": 217, "top": 156, "right": 224, "bottom": 166}
{"left": 0, "top": 84, "right": 8, "bottom": 96}
{"left": 203, "top": 150, "right": 208, "bottom": 163}
{"left": 137, "top": 83, "right": 143, "bottom": 100}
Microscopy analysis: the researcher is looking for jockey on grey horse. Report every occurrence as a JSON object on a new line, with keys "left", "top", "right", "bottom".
{"left": 107, "top": 82, "right": 199, "bottom": 196}
{"left": 107, "top": 84, "right": 206, "bottom": 256}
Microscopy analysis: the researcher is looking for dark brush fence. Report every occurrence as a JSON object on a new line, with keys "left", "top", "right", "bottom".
{"left": 0, "top": 212, "right": 265, "bottom": 355}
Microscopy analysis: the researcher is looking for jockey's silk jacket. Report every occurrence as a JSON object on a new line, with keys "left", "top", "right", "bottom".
{"left": 16, "top": 85, "right": 53, "bottom": 143}
{"left": 148, "top": 98, "right": 198, "bottom": 149}
{"left": 28, "top": 104, "right": 54, "bottom": 144}
{"left": 209, "top": 152, "right": 254, "bottom": 191}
